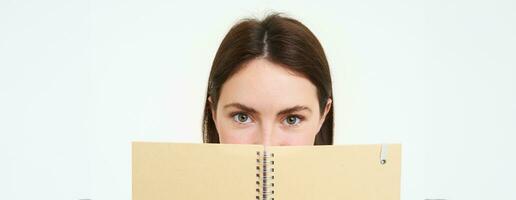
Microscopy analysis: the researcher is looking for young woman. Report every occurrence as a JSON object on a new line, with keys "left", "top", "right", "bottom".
{"left": 202, "top": 14, "right": 334, "bottom": 146}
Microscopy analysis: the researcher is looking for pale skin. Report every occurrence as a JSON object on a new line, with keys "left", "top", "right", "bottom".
{"left": 209, "top": 58, "right": 332, "bottom": 146}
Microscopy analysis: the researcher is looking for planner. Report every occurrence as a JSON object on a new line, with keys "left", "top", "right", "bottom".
{"left": 132, "top": 142, "right": 401, "bottom": 200}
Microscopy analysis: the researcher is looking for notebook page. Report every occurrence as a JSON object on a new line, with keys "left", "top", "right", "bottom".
{"left": 132, "top": 142, "right": 262, "bottom": 200}
{"left": 269, "top": 144, "right": 401, "bottom": 200}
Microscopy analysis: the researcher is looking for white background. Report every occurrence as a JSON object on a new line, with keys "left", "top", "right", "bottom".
{"left": 1, "top": 0, "right": 515, "bottom": 199}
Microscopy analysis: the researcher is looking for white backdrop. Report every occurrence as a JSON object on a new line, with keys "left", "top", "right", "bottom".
{"left": 1, "top": 0, "right": 515, "bottom": 200}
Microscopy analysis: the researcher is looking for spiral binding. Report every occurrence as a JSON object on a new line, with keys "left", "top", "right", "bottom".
{"left": 255, "top": 150, "right": 275, "bottom": 200}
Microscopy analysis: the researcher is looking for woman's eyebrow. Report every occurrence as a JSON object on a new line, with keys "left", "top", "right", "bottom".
{"left": 223, "top": 103, "right": 258, "bottom": 115}
{"left": 277, "top": 106, "right": 312, "bottom": 116}
{"left": 223, "top": 103, "right": 311, "bottom": 116}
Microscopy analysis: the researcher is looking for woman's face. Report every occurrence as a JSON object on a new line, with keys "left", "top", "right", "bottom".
{"left": 210, "top": 58, "right": 332, "bottom": 146}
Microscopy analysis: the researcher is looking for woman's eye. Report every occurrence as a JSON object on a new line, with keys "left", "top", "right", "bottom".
{"left": 283, "top": 115, "right": 302, "bottom": 126}
{"left": 233, "top": 113, "right": 252, "bottom": 124}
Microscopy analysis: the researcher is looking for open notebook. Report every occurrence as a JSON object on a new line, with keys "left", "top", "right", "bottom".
{"left": 132, "top": 142, "right": 401, "bottom": 200}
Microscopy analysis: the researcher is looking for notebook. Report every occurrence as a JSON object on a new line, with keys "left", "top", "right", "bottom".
{"left": 132, "top": 142, "right": 401, "bottom": 200}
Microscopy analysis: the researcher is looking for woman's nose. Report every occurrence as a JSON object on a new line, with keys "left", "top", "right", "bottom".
{"left": 256, "top": 122, "right": 281, "bottom": 146}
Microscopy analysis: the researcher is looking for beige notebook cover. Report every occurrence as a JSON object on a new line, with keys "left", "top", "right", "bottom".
{"left": 132, "top": 142, "right": 401, "bottom": 200}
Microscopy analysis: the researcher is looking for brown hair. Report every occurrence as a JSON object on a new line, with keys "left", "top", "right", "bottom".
{"left": 202, "top": 13, "right": 334, "bottom": 145}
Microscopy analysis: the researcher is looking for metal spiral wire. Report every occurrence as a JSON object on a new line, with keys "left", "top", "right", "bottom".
{"left": 255, "top": 151, "right": 275, "bottom": 200}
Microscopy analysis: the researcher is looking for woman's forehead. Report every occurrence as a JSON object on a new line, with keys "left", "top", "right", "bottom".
{"left": 218, "top": 58, "right": 319, "bottom": 111}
